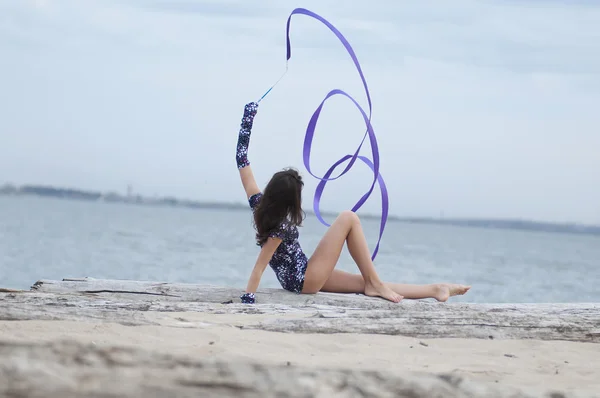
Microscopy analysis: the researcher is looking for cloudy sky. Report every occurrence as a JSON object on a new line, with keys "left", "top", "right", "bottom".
{"left": 1, "top": 0, "right": 599, "bottom": 224}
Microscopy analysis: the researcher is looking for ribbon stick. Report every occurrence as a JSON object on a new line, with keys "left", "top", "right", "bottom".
{"left": 257, "top": 64, "right": 288, "bottom": 104}
{"left": 261, "top": 8, "right": 389, "bottom": 260}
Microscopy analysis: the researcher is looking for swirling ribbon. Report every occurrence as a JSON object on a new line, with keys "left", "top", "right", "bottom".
{"left": 258, "top": 8, "right": 389, "bottom": 260}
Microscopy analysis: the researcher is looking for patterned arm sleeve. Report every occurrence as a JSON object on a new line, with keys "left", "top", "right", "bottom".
{"left": 236, "top": 102, "right": 259, "bottom": 169}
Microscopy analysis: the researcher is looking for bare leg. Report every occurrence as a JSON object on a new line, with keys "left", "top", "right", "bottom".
{"left": 302, "top": 211, "right": 403, "bottom": 303}
{"left": 321, "top": 270, "right": 471, "bottom": 302}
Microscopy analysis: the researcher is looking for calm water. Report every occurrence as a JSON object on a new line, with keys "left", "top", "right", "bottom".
{"left": 1, "top": 195, "right": 599, "bottom": 303}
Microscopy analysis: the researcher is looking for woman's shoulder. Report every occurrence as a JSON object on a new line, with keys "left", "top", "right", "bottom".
{"left": 269, "top": 218, "right": 299, "bottom": 241}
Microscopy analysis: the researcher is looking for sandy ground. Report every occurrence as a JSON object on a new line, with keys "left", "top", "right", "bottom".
{"left": 1, "top": 311, "right": 599, "bottom": 397}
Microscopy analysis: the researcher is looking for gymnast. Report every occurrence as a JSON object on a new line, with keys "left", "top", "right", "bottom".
{"left": 235, "top": 102, "right": 471, "bottom": 304}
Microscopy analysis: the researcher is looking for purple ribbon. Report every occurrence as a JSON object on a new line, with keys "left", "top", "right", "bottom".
{"left": 284, "top": 8, "right": 389, "bottom": 260}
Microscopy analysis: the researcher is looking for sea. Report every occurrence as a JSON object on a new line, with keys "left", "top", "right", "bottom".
{"left": 1, "top": 195, "right": 598, "bottom": 303}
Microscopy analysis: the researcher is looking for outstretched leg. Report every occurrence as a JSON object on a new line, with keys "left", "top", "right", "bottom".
{"left": 302, "top": 210, "right": 403, "bottom": 303}
{"left": 320, "top": 270, "right": 471, "bottom": 302}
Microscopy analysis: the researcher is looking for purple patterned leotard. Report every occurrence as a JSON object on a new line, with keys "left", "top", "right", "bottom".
{"left": 249, "top": 192, "right": 308, "bottom": 293}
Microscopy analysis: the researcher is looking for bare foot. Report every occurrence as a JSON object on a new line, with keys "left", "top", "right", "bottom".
{"left": 364, "top": 281, "right": 403, "bottom": 303}
{"left": 434, "top": 284, "right": 471, "bottom": 302}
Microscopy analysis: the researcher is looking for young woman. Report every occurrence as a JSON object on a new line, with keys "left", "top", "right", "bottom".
{"left": 236, "top": 102, "right": 471, "bottom": 304}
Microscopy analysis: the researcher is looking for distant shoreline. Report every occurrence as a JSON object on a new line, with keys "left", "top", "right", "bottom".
{"left": 1, "top": 183, "right": 599, "bottom": 237}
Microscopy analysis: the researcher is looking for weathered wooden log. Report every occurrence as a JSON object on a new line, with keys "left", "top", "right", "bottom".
{"left": 30, "top": 277, "right": 400, "bottom": 309}
{"left": 1, "top": 277, "right": 597, "bottom": 343}
{"left": 0, "top": 339, "right": 550, "bottom": 398}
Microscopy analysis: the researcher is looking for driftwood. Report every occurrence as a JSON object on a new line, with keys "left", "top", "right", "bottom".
{"left": 0, "top": 277, "right": 596, "bottom": 343}
{"left": 0, "top": 340, "right": 543, "bottom": 398}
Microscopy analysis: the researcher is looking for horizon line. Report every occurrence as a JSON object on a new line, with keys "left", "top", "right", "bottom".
{"left": 1, "top": 182, "right": 599, "bottom": 231}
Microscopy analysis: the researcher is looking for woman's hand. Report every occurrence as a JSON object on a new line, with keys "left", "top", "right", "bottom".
{"left": 240, "top": 292, "right": 256, "bottom": 304}
{"left": 243, "top": 102, "right": 258, "bottom": 120}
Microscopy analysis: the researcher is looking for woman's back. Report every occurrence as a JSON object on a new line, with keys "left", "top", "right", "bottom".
{"left": 249, "top": 192, "right": 308, "bottom": 293}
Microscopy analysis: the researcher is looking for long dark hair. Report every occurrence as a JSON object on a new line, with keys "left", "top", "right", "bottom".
{"left": 254, "top": 168, "right": 305, "bottom": 246}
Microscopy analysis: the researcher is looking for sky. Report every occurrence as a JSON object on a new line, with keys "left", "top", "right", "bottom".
{"left": 0, "top": 0, "right": 599, "bottom": 224}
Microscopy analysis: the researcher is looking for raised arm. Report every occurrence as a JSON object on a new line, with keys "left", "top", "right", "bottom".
{"left": 240, "top": 237, "right": 282, "bottom": 304}
{"left": 236, "top": 102, "right": 261, "bottom": 199}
